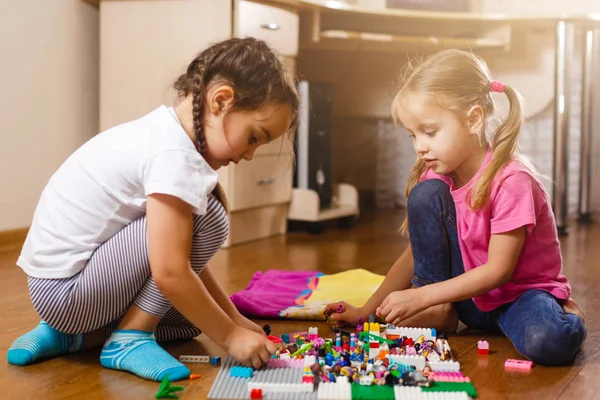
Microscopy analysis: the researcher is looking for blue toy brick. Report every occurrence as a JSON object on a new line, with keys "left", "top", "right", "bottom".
{"left": 210, "top": 356, "right": 222, "bottom": 365}
{"left": 329, "top": 372, "right": 336, "bottom": 383}
{"left": 325, "top": 353, "right": 334, "bottom": 366}
{"left": 281, "top": 333, "right": 290, "bottom": 343}
{"left": 230, "top": 366, "right": 254, "bottom": 378}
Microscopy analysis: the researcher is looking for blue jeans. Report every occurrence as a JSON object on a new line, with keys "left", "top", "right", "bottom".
{"left": 407, "top": 179, "right": 586, "bottom": 366}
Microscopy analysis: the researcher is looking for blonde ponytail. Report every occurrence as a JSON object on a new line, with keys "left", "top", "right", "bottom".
{"left": 468, "top": 85, "right": 524, "bottom": 209}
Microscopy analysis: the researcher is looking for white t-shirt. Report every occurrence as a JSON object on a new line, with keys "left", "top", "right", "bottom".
{"left": 18, "top": 106, "right": 218, "bottom": 279}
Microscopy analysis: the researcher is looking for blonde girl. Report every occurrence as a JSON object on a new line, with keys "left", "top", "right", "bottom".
{"left": 326, "top": 49, "right": 585, "bottom": 366}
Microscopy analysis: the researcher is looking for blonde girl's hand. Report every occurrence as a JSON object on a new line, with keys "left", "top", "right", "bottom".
{"left": 378, "top": 289, "right": 427, "bottom": 326}
{"left": 225, "top": 327, "right": 277, "bottom": 369}
{"left": 323, "top": 301, "right": 367, "bottom": 327}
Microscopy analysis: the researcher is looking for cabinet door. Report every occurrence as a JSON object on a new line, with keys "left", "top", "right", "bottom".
{"left": 228, "top": 153, "right": 293, "bottom": 211}
{"left": 237, "top": 0, "right": 299, "bottom": 56}
{"left": 100, "top": 0, "right": 232, "bottom": 131}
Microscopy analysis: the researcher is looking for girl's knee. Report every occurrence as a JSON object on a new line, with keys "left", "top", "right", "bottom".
{"left": 407, "top": 180, "right": 452, "bottom": 213}
{"left": 516, "top": 319, "right": 585, "bottom": 366}
{"left": 409, "top": 179, "right": 449, "bottom": 202}
{"left": 407, "top": 180, "right": 455, "bottom": 228}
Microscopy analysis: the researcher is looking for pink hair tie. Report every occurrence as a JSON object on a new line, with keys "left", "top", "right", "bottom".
{"left": 490, "top": 81, "right": 504, "bottom": 93}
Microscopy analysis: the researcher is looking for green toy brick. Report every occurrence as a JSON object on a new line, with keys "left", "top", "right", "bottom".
{"left": 421, "top": 381, "right": 478, "bottom": 398}
{"left": 351, "top": 383, "right": 395, "bottom": 400}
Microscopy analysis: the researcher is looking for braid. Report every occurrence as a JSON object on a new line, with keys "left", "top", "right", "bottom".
{"left": 173, "top": 37, "right": 300, "bottom": 212}
{"left": 188, "top": 55, "right": 230, "bottom": 208}
{"left": 191, "top": 70, "right": 207, "bottom": 154}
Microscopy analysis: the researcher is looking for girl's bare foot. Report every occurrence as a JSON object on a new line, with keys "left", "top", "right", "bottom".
{"left": 563, "top": 298, "right": 585, "bottom": 323}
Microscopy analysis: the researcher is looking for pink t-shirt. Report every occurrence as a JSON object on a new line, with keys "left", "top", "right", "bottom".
{"left": 421, "top": 150, "right": 571, "bottom": 312}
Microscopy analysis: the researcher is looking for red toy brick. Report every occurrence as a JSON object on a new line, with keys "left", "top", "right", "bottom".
{"left": 267, "top": 335, "right": 283, "bottom": 344}
{"left": 477, "top": 340, "right": 489, "bottom": 355}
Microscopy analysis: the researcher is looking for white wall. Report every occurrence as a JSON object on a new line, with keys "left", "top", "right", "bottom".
{"left": 0, "top": 0, "right": 99, "bottom": 231}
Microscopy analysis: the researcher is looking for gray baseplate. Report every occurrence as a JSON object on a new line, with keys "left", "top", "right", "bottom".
{"left": 208, "top": 356, "right": 318, "bottom": 400}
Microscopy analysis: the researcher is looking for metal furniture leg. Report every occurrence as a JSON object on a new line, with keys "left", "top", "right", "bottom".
{"left": 578, "top": 27, "right": 595, "bottom": 223}
{"left": 553, "top": 20, "right": 572, "bottom": 236}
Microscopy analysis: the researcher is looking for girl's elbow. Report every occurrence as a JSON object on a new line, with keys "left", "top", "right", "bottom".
{"left": 483, "top": 261, "right": 515, "bottom": 289}
{"left": 492, "top": 271, "right": 513, "bottom": 288}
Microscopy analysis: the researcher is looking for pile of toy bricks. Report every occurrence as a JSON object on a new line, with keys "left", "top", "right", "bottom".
{"left": 207, "top": 323, "right": 478, "bottom": 399}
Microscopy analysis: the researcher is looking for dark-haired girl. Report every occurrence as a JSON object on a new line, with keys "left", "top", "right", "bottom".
{"left": 8, "top": 37, "right": 299, "bottom": 382}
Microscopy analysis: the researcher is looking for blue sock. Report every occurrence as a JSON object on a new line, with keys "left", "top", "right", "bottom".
{"left": 7, "top": 321, "right": 84, "bottom": 366}
{"left": 100, "top": 330, "right": 189, "bottom": 382}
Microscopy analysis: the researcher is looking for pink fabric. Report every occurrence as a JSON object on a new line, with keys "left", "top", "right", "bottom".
{"left": 421, "top": 150, "right": 571, "bottom": 311}
{"left": 230, "top": 269, "right": 322, "bottom": 318}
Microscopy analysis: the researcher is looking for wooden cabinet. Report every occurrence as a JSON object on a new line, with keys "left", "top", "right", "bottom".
{"left": 225, "top": 153, "right": 293, "bottom": 211}
{"left": 99, "top": 0, "right": 300, "bottom": 247}
{"left": 219, "top": 1, "right": 299, "bottom": 247}
{"left": 237, "top": 0, "right": 299, "bottom": 56}
{"left": 99, "top": 0, "right": 232, "bottom": 131}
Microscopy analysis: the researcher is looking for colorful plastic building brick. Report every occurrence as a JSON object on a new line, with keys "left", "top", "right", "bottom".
{"left": 436, "top": 338, "right": 453, "bottom": 360}
{"left": 155, "top": 374, "right": 184, "bottom": 399}
{"left": 358, "top": 331, "right": 395, "bottom": 345}
{"left": 353, "top": 383, "right": 395, "bottom": 399}
{"left": 248, "top": 382, "right": 313, "bottom": 393}
{"left": 389, "top": 354, "right": 426, "bottom": 370}
{"left": 266, "top": 358, "right": 304, "bottom": 368}
{"left": 428, "top": 360, "right": 461, "bottom": 372}
{"left": 292, "top": 342, "right": 313, "bottom": 357}
{"left": 207, "top": 356, "right": 308, "bottom": 399}
{"left": 209, "top": 356, "right": 221, "bottom": 366}
{"left": 290, "top": 331, "right": 309, "bottom": 339}
{"left": 179, "top": 355, "right": 209, "bottom": 363}
{"left": 317, "top": 381, "right": 351, "bottom": 399}
{"left": 356, "top": 321, "right": 364, "bottom": 332}
{"left": 267, "top": 335, "right": 283, "bottom": 344}
{"left": 429, "top": 371, "right": 470, "bottom": 383}
{"left": 207, "top": 323, "right": 465, "bottom": 400}
{"left": 504, "top": 359, "right": 533, "bottom": 371}
{"left": 308, "top": 326, "right": 319, "bottom": 340}
{"left": 477, "top": 340, "right": 489, "bottom": 355}
{"left": 395, "top": 386, "right": 471, "bottom": 399}
{"left": 384, "top": 326, "right": 436, "bottom": 342}
{"left": 421, "top": 381, "right": 478, "bottom": 398}
{"left": 426, "top": 349, "right": 441, "bottom": 362}
{"left": 230, "top": 366, "right": 253, "bottom": 378}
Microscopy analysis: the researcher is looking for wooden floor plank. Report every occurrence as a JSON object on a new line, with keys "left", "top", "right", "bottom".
{"left": 554, "top": 283, "right": 600, "bottom": 400}
{"left": 0, "top": 210, "right": 597, "bottom": 399}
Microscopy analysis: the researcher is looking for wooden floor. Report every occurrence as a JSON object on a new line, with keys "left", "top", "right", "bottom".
{"left": 0, "top": 209, "right": 598, "bottom": 400}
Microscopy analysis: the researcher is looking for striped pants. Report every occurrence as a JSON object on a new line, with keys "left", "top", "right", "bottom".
{"left": 27, "top": 196, "right": 228, "bottom": 342}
